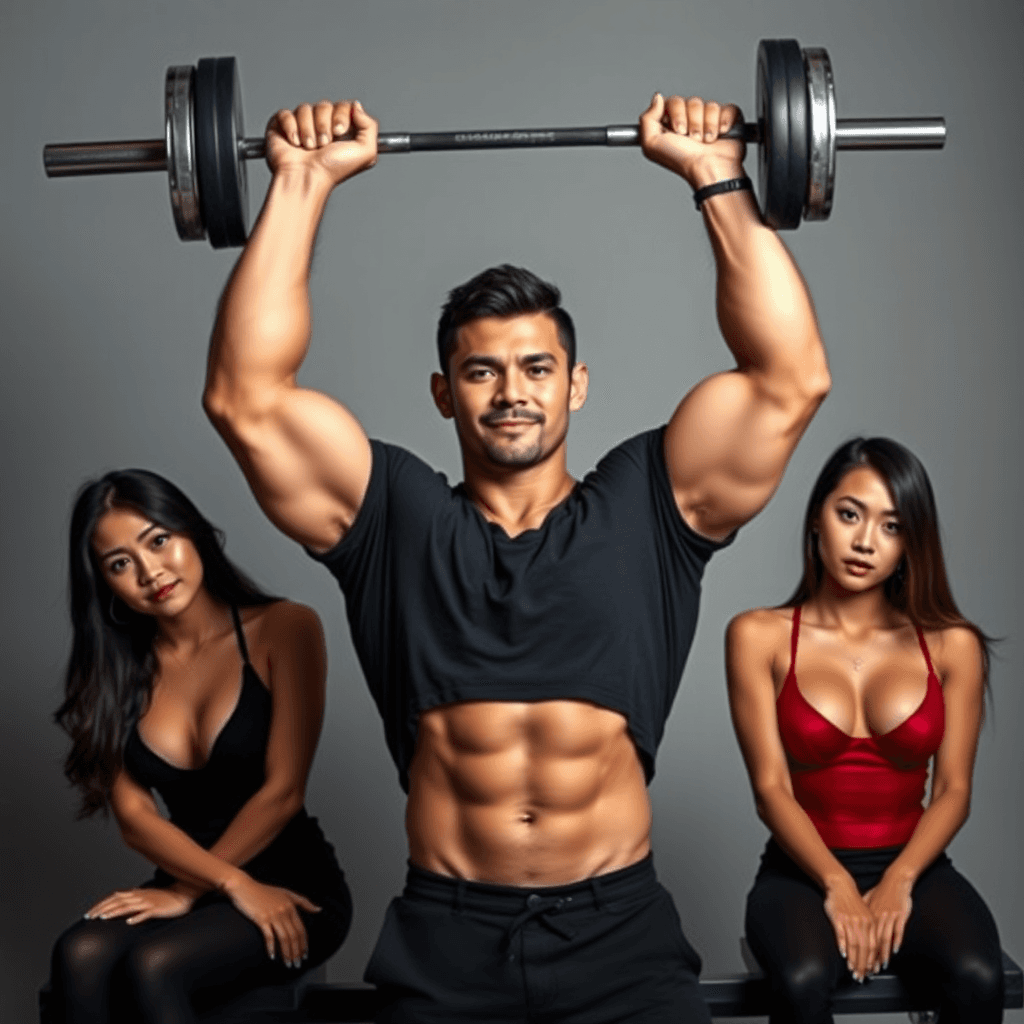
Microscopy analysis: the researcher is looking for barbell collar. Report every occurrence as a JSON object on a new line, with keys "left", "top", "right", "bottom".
{"left": 834, "top": 118, "right": 946, "bottom": 150}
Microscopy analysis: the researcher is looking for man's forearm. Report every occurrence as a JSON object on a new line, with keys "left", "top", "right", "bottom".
{"left": 205, "top": 166, "right": 335, "bottom": 417}
{"left": 702, "top": 187, "right": 826, "bottom": 387}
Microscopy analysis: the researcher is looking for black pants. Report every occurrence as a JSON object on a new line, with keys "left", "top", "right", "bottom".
{"left": 745, "top": 839, "right": 1004, "bottom": 1024}
{"left": 365, "top": 855, "right": 711, "bottom": 1023}
{"left": 49, "top": 886, "right": 351, "bottom": 1024}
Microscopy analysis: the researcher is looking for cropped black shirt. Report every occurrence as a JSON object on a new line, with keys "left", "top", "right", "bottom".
{"left": 310, "top": 427, "right": 734, "bottom": 791}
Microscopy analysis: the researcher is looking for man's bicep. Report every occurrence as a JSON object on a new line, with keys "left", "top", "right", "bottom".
{"left": 665, "top": 369, "right": 817, "bottom": 539}
{"left": 221, "top": 386, "right": 373, "bottom": 552}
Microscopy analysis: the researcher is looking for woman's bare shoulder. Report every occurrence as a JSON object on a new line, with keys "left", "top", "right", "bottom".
{"left": 925, "top": 623, "right": 984, "bottom": 677}
{"left": 242, "top": 600, "right": 324, "bottom": 645}
{"left": 727, "top": 606, "right": 794, "bottom": 652}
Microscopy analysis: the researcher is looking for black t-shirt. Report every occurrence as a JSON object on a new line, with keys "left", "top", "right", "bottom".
{"left": 309, "top": 427, "right": 734, "bottom": 791}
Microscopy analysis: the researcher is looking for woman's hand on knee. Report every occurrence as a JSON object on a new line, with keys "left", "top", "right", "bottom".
{"left": 84, "top": 887, "right": 195, "bottom": 924}
{"left": 823, "top": 877, "right": 878, "bottom": 982}
{"left": 222, "top": 872, "right": 321, "bottom": 968}
{"left": 863, "top": 875, "right": 913, "bottom": 971}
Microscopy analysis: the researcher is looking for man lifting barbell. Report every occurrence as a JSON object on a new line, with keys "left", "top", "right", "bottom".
{"left": 203, "top": 86, "right": 830, "bottom": 1023}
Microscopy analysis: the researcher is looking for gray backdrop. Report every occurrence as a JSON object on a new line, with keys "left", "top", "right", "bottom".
{"left": 3, "top": 2, "right": 1021, "bottom": 1023}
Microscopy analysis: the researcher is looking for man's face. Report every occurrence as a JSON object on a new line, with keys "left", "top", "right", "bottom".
{"left": 431, "top": 312, "right": 588, "bottom": 471}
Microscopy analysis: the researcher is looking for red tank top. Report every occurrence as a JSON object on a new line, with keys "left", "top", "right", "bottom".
{"left": 777, "top": 606, "right": 945, "bottom": 849}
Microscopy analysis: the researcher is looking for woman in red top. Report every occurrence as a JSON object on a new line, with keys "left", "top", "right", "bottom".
{"left": 727, "top": 437, "right": 1003, "bottom": 1024}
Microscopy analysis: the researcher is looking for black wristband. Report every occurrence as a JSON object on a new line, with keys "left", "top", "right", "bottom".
{"left": 692, "top": 176, "right": 753, "bottom": 210}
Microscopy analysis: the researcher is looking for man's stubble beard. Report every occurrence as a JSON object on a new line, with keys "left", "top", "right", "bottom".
{"left": 480, "top": 435, "right": 546, "bottom": 467}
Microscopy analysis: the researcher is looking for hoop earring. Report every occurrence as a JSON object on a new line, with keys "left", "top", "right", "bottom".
{"left": 109, "top": 595, "right": 129, "bottom": 626}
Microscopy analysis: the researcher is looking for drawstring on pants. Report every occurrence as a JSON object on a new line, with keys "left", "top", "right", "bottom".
{"left": 505, "top": 894, "right": 577, "bottom": 962}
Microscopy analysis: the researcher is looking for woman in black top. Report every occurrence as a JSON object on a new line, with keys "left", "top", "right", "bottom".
{"left": 49, "top": 469, "right": 351, "bottom": 1024}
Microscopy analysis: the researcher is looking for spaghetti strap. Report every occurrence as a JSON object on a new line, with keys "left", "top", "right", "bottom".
{"left": 915, "top": 625, "right": 937, "bottom": 676}
{"left": 788, "top": 606, "right": 802, "bottom": 672}
{"left": 229, "top": 605, "right": 251, "bottom": 666}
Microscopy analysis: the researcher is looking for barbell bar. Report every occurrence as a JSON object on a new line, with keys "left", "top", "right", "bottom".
{"left": 43, "top": 40, "right": 946, "bottom": 247}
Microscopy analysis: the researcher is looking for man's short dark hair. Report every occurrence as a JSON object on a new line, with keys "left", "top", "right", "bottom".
{"left": 436, "top": 264, "right": 577, "bottom": 373}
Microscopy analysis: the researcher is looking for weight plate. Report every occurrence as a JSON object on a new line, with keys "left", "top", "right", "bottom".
{"left": 194, "top": 57, "right": 248, "bottom": 249}
{"left": 756, "top": 40, "right": 791, "bottom": 230}
{"left": 194, "top": 58, "right": 227, "bottom": 248}
{"left": 214, "top": 56, "right": 248, "bottom": 247}
{"left": 780, "top": 39, "right": 808, "bottom": 230}
{"left": 165, "top": 65, "right": 204, "bottom": 241}
{"left": 803, "top": 47, "right": 836, "bottom": 221}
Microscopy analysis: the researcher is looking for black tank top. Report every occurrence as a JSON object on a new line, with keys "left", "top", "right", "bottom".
{"left": 122, "top": 605, "right": 344, "bottom": 901}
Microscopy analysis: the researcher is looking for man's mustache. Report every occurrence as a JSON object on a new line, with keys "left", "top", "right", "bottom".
{"left": 480, "top": 409, "right": 545, "bottom": 426}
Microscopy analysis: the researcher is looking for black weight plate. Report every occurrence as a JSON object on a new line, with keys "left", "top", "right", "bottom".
{"left": 756, "top": 40, "right": 791, "bottom": 230}
{"left": 780, "top": 39, "right": 808, "bottom": 230}
{"left": 214, "top": 56, "right": 248, "bottom": 248}
{"left": 194, "top": 58, "right": 227, "bottom": 248}
{"left": 194, "top": 57, "right": 248, "bottom": 249}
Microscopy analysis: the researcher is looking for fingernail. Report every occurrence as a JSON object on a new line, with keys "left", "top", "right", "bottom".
{"left": 691, "top": 130, "right": 701, "bottom": 140}
{"left": 355, "top": 100, "right": 364, "bottom": 110}
{"left": 333, "top": 124, "right": 345, "bottom": 136}
{"left": 304, "top": 136, "right": 315, "bottom": 148}
{"left": 290, "top": 133, "right": 300, "bottom": 146}
{"left": 318, "top": 133, "right": 329, "bottom": 145}
{"left": 883, "top": 959, "right": 889, "bottom": 970}
{"left": 705, "top": 132, "right": 714, "bottom": 142}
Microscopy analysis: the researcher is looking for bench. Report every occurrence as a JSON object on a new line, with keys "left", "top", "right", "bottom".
{"left": 39, "top": 947, "right": 1024, "bottom": 1021}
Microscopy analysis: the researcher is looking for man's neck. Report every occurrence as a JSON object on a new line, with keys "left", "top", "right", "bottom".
{"left": 463, "top": 457, "right": 577, "bottom": 538}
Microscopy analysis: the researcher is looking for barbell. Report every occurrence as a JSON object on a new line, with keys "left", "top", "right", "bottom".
{"left": 43, "top": 40, "right": 946, "bottom": 248}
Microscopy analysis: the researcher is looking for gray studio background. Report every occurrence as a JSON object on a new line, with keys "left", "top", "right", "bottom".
{"left": 3, "top": 2, "right": 1022, "bottom": 1022}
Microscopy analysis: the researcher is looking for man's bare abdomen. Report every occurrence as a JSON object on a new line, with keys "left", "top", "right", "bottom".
{"left": 405, "top": 699, "right": 652, "bottom": 886}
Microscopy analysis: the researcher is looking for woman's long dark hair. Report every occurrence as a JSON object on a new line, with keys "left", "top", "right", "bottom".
{"left": 55, "top": 469, "right": 277, "bottom": 817}
{"left": 784, "top": 437, "right": 993, "bottom": 683}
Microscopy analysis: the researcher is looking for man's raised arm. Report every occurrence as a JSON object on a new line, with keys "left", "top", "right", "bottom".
{"left": 640, "top": 94, "right": 832, "bottom": 542}
{"left": 204, "top": 100, "right": 378, "bottom": 552}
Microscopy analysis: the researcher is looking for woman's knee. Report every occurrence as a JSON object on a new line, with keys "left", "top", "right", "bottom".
{"left": 772, "top": 955, "right": 835, "bottom": 1022}
{"left": 945, "top": 951, "right": 1004, "bottom": 1011}
{"left": 124, "top": 936, "right": 186, "bottom": 1002}
{"left": 52, "top": 919, "right": 124, "bottom": 982}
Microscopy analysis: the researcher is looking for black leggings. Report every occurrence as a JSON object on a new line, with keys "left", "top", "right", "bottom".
{"left": 49, "top": 889, "right": 351, "bottom": 1024}
{"left": 745, "top": 840, "right": 1003, "bottom": 1024}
